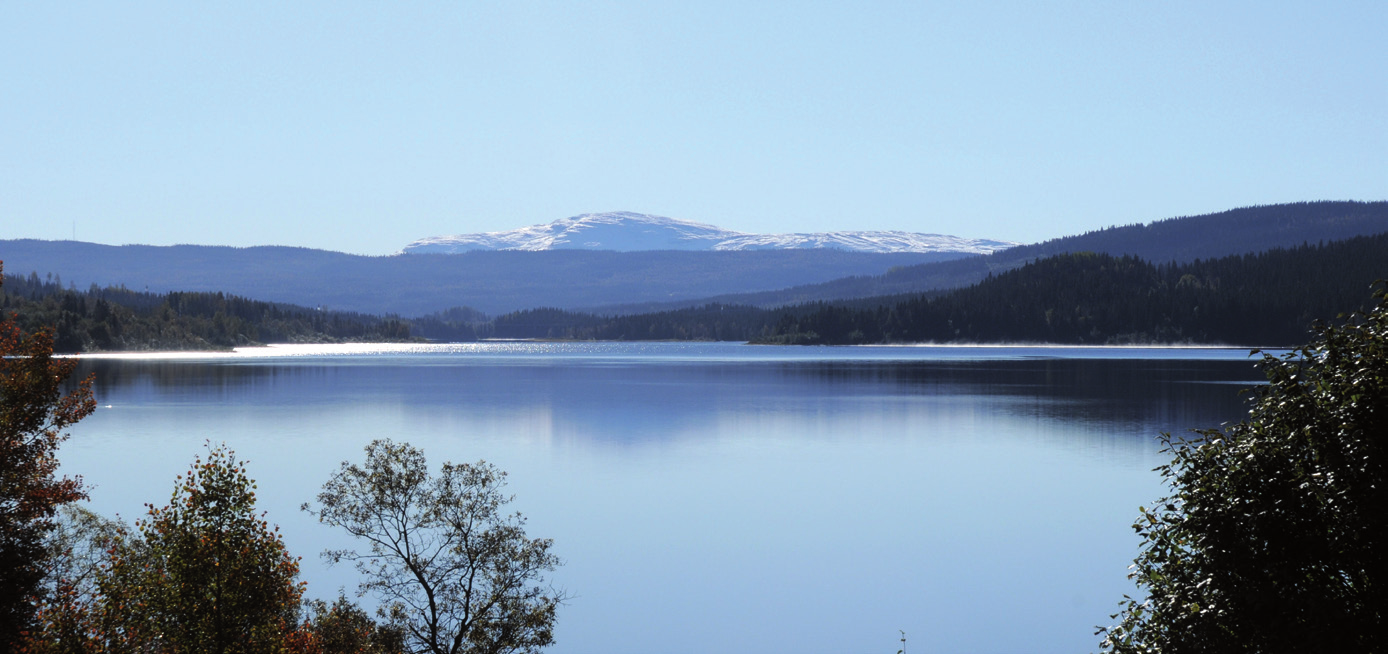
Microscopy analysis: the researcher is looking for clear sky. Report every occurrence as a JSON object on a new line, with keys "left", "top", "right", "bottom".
{"left": 3, "top": 2, "right": 1384, "bottom": 255}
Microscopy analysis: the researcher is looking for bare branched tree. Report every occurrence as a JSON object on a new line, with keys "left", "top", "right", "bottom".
{"left": 305, "top": 440, "right": 562, "bottom": 654}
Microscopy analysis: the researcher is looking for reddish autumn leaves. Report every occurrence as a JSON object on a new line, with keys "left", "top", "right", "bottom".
{"left": 16, "top": 444, "right": 399, "bottom": 654}
{"left": 2, "top": 260, "right": 400, "bottom": 653}
{"left": 1, "top": 262, "right": 96, "bottom": 646}
{"left": 3, "top": 263, "right": 542, "bottom": 654}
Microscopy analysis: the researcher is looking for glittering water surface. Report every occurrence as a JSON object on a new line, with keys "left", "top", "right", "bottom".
{"left": 64, "top": 342, "right": 1267, "bottom": 654}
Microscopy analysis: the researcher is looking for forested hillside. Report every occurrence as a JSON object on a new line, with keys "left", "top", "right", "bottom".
{"left": 5, "top": 202, "right": 1383, "bottom": 317}
{"left": 0, "top": 242, "right": 960, "bottom": 316}
{"left": 763, "top": 233, "right": 1388, "bottom": 346}
{"left": 0, "top": 267, "right": 409, "bottom": 352}
{"left": 478, "top": 232, "right": 1388, "bottom": 346}
{"left": 7, "top": 218, "right": 1387, "bottom": 350}
{"left": 633, "top": 200, "right": 1388, "bottom": 311}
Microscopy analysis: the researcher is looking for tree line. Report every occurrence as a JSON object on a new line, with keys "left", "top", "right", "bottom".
{"left": 5, "top": 262, "right": 1386, "bottom": 652}
{"left": 8, "top": 230, "right": 1388, "bottom": 350}
{"left": 761, "top": 233, "right": 1388, "bottom": 346}
{"left": 2, "top": 266, "right": 563, "bottom": 653}
{"left": 453, "top": 232, "right": 1388, "bottom": 347}
{"left": 0, "top": 270, "right": 410, "bottom": 352}
{"left": 11, "top": 442, "right": 560, "bottom": 654}
{"left": 639, "top": 200, "right": 1388, "bottom": 309}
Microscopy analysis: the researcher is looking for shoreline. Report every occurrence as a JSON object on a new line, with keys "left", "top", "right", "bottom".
{"left": 63, "top": 340, "right": 1277, "bottom": 360}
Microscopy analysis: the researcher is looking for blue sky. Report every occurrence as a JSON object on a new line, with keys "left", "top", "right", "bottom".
{"left": 3, "top": 2, "right": 1384, "bottom": 255}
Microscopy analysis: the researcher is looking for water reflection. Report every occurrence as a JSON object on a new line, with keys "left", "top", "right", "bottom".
{"left": 64, "top": 345, "right": 1266, "bottom": 654}
{"left": 75, "top": 353, "right": 1261, "bottom": 449}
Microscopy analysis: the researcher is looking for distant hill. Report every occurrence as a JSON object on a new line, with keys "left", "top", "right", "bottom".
{"left": 488, "top": 231, "right": 1388, "bottom": 347}
{"left": 623, "top": 201, "right": 1388, "bottom": 311}
{"left": 759, "top": 231, "right": 1388, "bottom": 347}
{"left": 4, "top": 201, "right": 1383, "bottom": 318}
{"left": 10, "top": 221, "right": 1386, "bottom": 350}
{"left": 403, "top": 211, "right": 1017, "bottom": 254}
{"left": 0, "top": 242, "right": 965, "bottom": 317}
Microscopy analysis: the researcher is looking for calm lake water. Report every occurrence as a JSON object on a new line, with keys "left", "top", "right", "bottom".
{"left": 63, "top": 342, "right": 1269, "bottom": 654}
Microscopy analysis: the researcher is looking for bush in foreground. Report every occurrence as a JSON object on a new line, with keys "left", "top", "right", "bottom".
{"left": 1101, "top": 288, "right": 1387, "bottom": 653}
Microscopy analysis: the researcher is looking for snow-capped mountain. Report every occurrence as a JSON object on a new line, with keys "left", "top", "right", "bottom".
{"left": 403, "top": 212, "right": 1017, "bottom": 254}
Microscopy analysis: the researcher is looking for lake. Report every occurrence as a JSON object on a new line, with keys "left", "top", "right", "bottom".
{"left": 62, "top": 342, "right": 1268, "bottom": 654}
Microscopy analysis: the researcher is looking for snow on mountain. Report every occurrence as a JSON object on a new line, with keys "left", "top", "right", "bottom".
{"left": 404, "top": 212, "right": 1017, "bottom": 255}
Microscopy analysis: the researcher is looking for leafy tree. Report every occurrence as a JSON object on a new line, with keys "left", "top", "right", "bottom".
{"left": 0, "top": 261, "right": 96, "bottom": 649}
{"left": 1100, "top": 288, "right": 1388, "bottom": 653}
{"left": 21, "top": 505, "right": 124, "bottom": 653}
{"left": 292, "top": 593, "right": 407, "bottom": 654}
{"left": 98, "top": 444, "right": 305, "bottom": 653}
{"left": 41, "top": 506, "right": 123, "bottom": 602}
{"left": 306, "top": 440, "right": 563, "bottom": 654}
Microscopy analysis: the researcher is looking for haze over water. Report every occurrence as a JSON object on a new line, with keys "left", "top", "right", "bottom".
{"left": 64, "top": 343, "right": 1266, "bottom": 654}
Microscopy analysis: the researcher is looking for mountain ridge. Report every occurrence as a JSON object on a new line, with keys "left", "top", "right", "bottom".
{"left": 4, "top": 201, "right": 1384, "bottom": 318}
{"left": 403, "top": 211, "right": 1017, "bottom": 254}
{"left": 0, "top": 242, "right": 961, "bottom": 316}
{"left": 593, "top": 200, "right": 1388, "bottom": 313}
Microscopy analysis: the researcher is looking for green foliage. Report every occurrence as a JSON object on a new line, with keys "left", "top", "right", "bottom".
{"left": 21, "top": 451, "right": 413, "bottom": 654}
{"left": 307, "top": 440, "right": 562, "bottom": 654}
{"left": 0, "top": 262, "right": 95, "bottom": 650}
{"left": 98, "top": 444, "right": 305, "bottom": 654}
{"left": 1100, "top": 288, "right": 1388, "bottom": 653}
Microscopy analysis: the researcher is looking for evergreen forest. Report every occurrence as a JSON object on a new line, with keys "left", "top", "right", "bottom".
{"left": 0, "top": 269, "right": 410, "bottom": 352}
{"left": 473, "top": 232, "right": 1388, "bottom": 347}
{"left": 4, "top": 228, "right": 1387, "bottom": 351}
